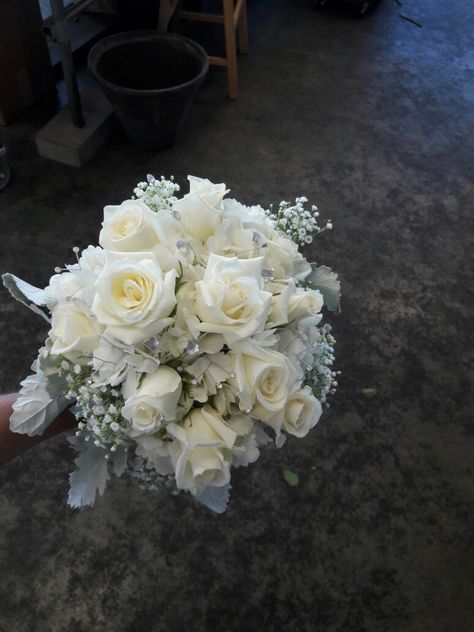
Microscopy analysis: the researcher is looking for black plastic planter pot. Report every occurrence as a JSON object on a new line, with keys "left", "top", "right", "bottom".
{"left": 88, "top": 32, "right": 209, "bottom": 150}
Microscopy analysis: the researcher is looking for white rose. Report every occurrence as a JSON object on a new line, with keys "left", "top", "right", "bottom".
{"left": 223, "top": 198, "right": 269, "bottom": 224}
{"left": 287, "top": 289, "right": 324, "bottom": 322}
{"left": 100, "top": 199, "right": 160, "bottom": 252}
{"left": 49, "top": 302, "right": 102, "bottom": 362}
{"left": 167, "top": 406, "right": 237, "bottom": 491}
{"left": 99, "top": 200, "right": 182, "bottom": 272}
{"left": 194, "top": 253, "right": 272, "bottom": 344}
{"left": 45, "top": 272, "right": 84, "bottom": 310}
{"left": 281, "top": 387, "right": 322, "bottom": 438}
{"left": 254, "top": 225, "right": 311, "bottom": 281}
{"left": 173, "top": 176, "right": 227, "bottom": 241}
{"left": 188, "top": 175, "right": 228, "bottom": 198}
{"left": 206, "top": 216, "right": 263, "bottom": 259}
{"left": 91, "top": 251, "right": 177, "bottom": 345}
{"left": 122, "top": 366, "right": 182, "bottom": 436}
{"left": 78, "top": 245, "right": 106, "bottom": 275}
{"left": 266, "top": 281, "right": 294, "bottom": 328}
{"left": 46, "top": 248, "right": 109, "bottom": 311}
{"left": 231, "top": 344, "right": 297, "bottom": 421}
{"left": 267, "top": 285, "right": 323, "bottom": 329}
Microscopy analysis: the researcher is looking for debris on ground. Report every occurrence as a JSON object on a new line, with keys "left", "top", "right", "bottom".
{"left": 283, "top": 470, "right": 299, "bottom": 487}
{"left": 361, "top": 388, "right": 378, "bottom": 399}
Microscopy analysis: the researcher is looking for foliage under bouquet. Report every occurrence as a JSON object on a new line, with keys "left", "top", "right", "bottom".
{"left": 3, "top": 176, "right": 340, "bottom": 512}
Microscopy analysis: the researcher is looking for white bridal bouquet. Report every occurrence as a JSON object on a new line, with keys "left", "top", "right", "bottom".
{"left": 3, "top": 176, "right": 340, "bottom": 512}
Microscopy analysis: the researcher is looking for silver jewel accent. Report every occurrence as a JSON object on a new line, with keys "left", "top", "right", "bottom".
{"left": 176, "top": 239, "right": 189, "bottom": 252}
{"left": 144, "top": 337, "right": 159, "bottom": 350}
{"left": 186, "top": 341, "right": 199, "bottom": 356}
{"left": 262, "top": 269, "right": 273, "bottom": 282}
{"left": 146, "top": 174, "right": 156, "bottom": 184}
{"left": 172, "top": 210, "right": 182, "bottom": 221}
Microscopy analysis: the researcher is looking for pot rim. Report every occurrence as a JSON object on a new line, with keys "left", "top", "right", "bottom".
{"left": 88, "top": 31, "right": 209, "bottom": 96}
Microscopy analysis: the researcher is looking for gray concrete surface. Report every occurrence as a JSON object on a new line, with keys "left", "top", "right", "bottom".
{"left": 0, "top": 0, "right": 473, "bottom": 630}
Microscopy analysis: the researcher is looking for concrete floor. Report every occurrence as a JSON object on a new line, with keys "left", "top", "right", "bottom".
{"left": 0, "top": 0, "right": 473, "bottom": 630}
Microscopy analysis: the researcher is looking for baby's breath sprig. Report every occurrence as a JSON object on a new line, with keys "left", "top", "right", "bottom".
{"left": 58, "top": 357, "right": 129, "bottom": 454}
{"left": 304, "top": 324, "right": 340, "bottom": 405}
{"left": 126, "top": 455, "right": 172, "bottom": 491}
{"left": 265, "top": 198, "right": 332, "bottom": 246}
{"left": 132, "top": 174, "right": 180, "bottom": 212}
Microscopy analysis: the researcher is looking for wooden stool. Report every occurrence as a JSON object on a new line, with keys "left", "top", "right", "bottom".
{"left": 158, "top": 0, "right": 248, "bottom": 99}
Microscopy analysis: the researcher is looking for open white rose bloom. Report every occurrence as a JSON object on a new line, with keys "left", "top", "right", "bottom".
{"left": 3, "top": 175, "right": 340, "bottom": 513}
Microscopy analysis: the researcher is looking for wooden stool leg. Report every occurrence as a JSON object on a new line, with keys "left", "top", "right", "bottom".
{"left": 169, "top": 0, "right": 183, "bottom": 32}
{"left": 238, "top": 0, "right": 248, "bottom": 55}
{"left": 158, "top": 0, "right": 170, "bottom": 32}
{"left": 158, "top": 0, "right": 180, "bottom": 32}
{"left": 223, "top": 0, "right": 238, "bottom": 99}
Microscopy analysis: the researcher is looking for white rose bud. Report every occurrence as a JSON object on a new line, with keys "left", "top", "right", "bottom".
{"left": 91, "top": 252, "right": 177, "bottom": 345}
{"left": 195, "top": 253, "right": 272, "bottom": 344}
{"left": 167, "top": 406, "right": 236, "bottom": 491}
{"left": 122, "top": 366, "right": 182, "bottom": 436}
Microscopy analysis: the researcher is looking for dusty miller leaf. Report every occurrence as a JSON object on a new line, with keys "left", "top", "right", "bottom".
{"left": 195, "top": 484, "right": 231, "bottom": 513}
{"left": 306, "top": 265, "right": 341, "bottom": 313}
{"left": 37, "top": 352, "right": 68, "bottom": 399}
{"left": 68, "top": 437, "right": 110, "bottom": 509}
{"left": 2, "top": 273, "right": 50, "bottom": 322}
{"left": 10, "top": 372, "right": 69, "bottom": 437}
{"left": 111, "top": 446, "right": 128, "bottom": 477}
